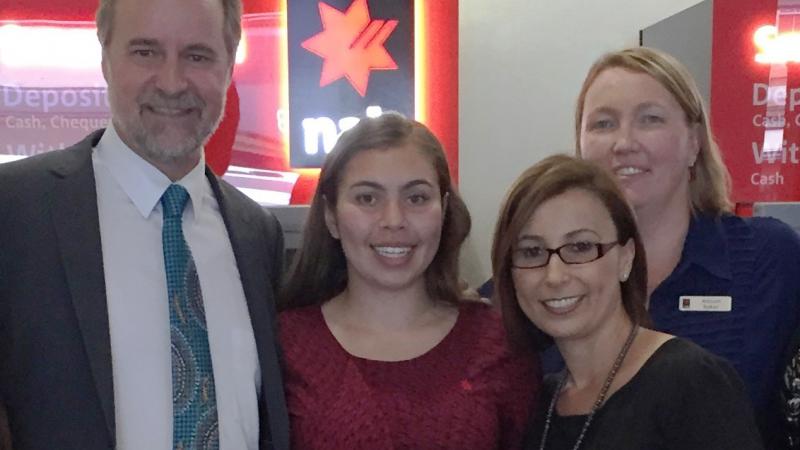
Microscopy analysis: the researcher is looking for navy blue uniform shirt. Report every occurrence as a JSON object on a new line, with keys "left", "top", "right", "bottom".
{"left": 650, "top": 213, "right": 800, "bottom": 447}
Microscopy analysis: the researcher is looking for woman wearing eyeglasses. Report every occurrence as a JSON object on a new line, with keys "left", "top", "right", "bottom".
{"left": 492, "top": 154, "right": 762, "bottom": 449}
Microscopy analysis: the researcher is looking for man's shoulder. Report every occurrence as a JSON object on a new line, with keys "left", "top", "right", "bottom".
{"left": 0, "top": 130, "right": 102, "bottom": 182}
{"left": 0, "top": 131, "right": 103, "bottom": 237}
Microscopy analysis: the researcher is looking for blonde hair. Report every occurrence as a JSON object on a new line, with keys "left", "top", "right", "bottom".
{"left": 575, "top": 47, "right": 732, "bottom": 215}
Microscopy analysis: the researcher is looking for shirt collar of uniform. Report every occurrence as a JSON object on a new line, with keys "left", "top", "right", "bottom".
{"left": 679, "top": 212, "right": 732, "bottom": 280}
{"left": 93, "top": 124, "right": 207, "bottom": 222}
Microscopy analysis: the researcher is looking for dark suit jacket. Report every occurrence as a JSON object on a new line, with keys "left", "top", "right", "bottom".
{"left": 0, "top": 130, "right": 290, "bottom": 450}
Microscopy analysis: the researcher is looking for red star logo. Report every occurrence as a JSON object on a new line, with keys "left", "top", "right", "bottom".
{"left": 301, "top": 0, "right": 399, "bottom": 97}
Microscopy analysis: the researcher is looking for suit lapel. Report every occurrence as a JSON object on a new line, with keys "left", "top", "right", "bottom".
{"left": 50, "top": 131, "right": 116, "bottom": 444}
{"left": 207, "top": 171, "right": 288, "bottom": 449}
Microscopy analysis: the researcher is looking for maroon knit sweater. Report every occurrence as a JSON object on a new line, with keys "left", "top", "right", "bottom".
{"left": 278, "top": 302, "right": 540, "bottom": 449}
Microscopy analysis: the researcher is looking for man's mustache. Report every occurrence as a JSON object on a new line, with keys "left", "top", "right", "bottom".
{"left": 138, "top": 89, "right": 205, "bottom": 110}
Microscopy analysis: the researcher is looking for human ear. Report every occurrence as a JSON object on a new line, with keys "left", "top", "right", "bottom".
{"left": 618, "top": 238, "right": 635, "bottom": 282}
{"left": 323, "top": 196, "right": 340, "bottom": 239}
{"left": 687, "top": 123, "right": 701, "bottom": 168}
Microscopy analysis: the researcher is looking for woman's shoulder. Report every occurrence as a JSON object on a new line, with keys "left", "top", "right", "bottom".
{"left": 279, "top": 303, "right": 321, "bottom": 322}
{"left": 457, "top": 300, "right": 500, "bottom": 321}
{"left": 633, "top": 339, "right": 763, "bottom": 448}
{"left": 278, "top": 305, "right": 325, "bottom": 342}
{"left": 645, "top": 337, "right": 729, "bottom": 368}
{"left": 453, "top": 301, "right": 539, "bottom": 377}
{"left": 454, "top": 301, "right": 507, "bottom": 345}
{"left": 448, "top": 302, "right": 517, "bottom": 356}
{"left": 719, "top": 214, "right": 800, "bottom": 252}
{"left": 693, "top": 214, "right": 800, "bottom": 282}
{"left": 277, "top": 304, "right": 348, "bottom": 374}
{"left": 639, "top": 337, "right": 743, "bottom": 390}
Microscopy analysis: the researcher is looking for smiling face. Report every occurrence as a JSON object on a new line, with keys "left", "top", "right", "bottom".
{"left": 101, "top": 0, "right": 233, "bottom": 167}
{"left": 511, "top": 188, "right": 634, "bottom": 342}
{"left": 579, "top": 67, "right": 699, "bottom": 216}
{"left": 325, "top": 146, "right": 445, "bottom": 293}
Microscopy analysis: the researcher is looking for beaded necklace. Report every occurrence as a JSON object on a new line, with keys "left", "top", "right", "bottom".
{"left": 538, "top": 325, "right": 639, "bottom": 450}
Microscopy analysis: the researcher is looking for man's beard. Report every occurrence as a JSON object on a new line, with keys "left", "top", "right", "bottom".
{"left": 119, "top": 88, "right": 225, "bottom": 164}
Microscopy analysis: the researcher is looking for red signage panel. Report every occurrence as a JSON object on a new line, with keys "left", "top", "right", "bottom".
{"left": 711, "top": 0, "right": 800, "bottom": 202}
{"left": 0, "top": 0, "right": 457, "bottom": 205}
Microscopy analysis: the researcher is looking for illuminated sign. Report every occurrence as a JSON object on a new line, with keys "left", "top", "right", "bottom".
{"left": 754, "top": 25, "right": 800, "bottom": 64}
{"left": 0, "top": 24, "right": 100, "bottom": 69}
{"left": 288, "top": 0, "right": 414, "bottom": 168}
{"left": 712, "top": 2, "right": 800, "bottom": 202}
{"left": 301, "top": 0, "right": 398, "bottom": 97}
{"left": 0, "top": 23, "right": 248, "bottom": 69}
{"left": 302, "top": 105, "right": 383, "bottom": 155}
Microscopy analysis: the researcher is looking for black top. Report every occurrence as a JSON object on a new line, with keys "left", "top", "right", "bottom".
{"left": 525, "top": 338, "right": 764, "bottom": 450}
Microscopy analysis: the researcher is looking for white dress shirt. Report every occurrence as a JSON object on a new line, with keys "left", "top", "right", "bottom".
{"left": 93, "top": 125, "right": 261, "bottom": 449}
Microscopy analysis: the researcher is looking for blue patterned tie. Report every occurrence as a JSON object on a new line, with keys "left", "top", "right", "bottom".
{"left": 161, "top": 184, "right": 219, "bottom": 450}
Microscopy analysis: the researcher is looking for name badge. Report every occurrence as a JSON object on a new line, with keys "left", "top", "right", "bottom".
{"left": 678, "top": 296, "right": 732, "bottom": 312}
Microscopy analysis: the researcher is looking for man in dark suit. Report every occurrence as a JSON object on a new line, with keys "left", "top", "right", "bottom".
{"left": 0, "top": 0, "right": 289, "bottom": 448}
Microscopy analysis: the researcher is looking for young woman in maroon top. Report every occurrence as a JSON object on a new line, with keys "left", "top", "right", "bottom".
{"left": 279, "top": 113, "right": 539, "bottom": 449}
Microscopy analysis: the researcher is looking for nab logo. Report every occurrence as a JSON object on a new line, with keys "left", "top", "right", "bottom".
{"left": 288, "top": 0, "right": 413, "bottom": 168}
{"left": 302, "top": 0, "right": 399, "bottom": 97}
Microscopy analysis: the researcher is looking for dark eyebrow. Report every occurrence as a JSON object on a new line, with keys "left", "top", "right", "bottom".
{"left": 348, "top": 181, "right": 385, "bottom": 191}
{"left": 402, "top": 179, "right": 435, "bottom": 190}
{"left": 517, "top": 228, "right": 600, "bottom": 243}
{"left": 347, "top": 179, "right": 435, "bottom": 191}
{"left": 184, "top": 43, "right": 217, "bottom": 56}
{"left": 125, "top": 40, "right": 217, "bottom": 58}
{"left": 565, "top": 228, "right": 601, "bottom": 239}
{"left": 127, "top": 38, "right": 160, "bottom": 48}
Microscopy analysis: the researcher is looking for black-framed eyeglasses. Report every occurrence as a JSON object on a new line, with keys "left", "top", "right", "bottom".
{"left": 512, "top": 241, "right": 619, "bottom": 269}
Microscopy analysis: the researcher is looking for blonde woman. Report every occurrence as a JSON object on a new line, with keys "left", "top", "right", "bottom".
{"left": 575, "top": 47, "right": 800, "bottom": 446}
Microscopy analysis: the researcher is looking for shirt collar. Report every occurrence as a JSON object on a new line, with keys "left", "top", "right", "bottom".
{"left": 93, "top": 124, "right": 207, "bottom": 222}
{"left": 679, "top": 213, "right": 732, "bottom": 280}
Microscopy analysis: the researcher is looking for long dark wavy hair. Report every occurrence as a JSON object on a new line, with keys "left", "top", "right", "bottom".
{"left": 280, "top": 113, "right": 471, "bottom": 310}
